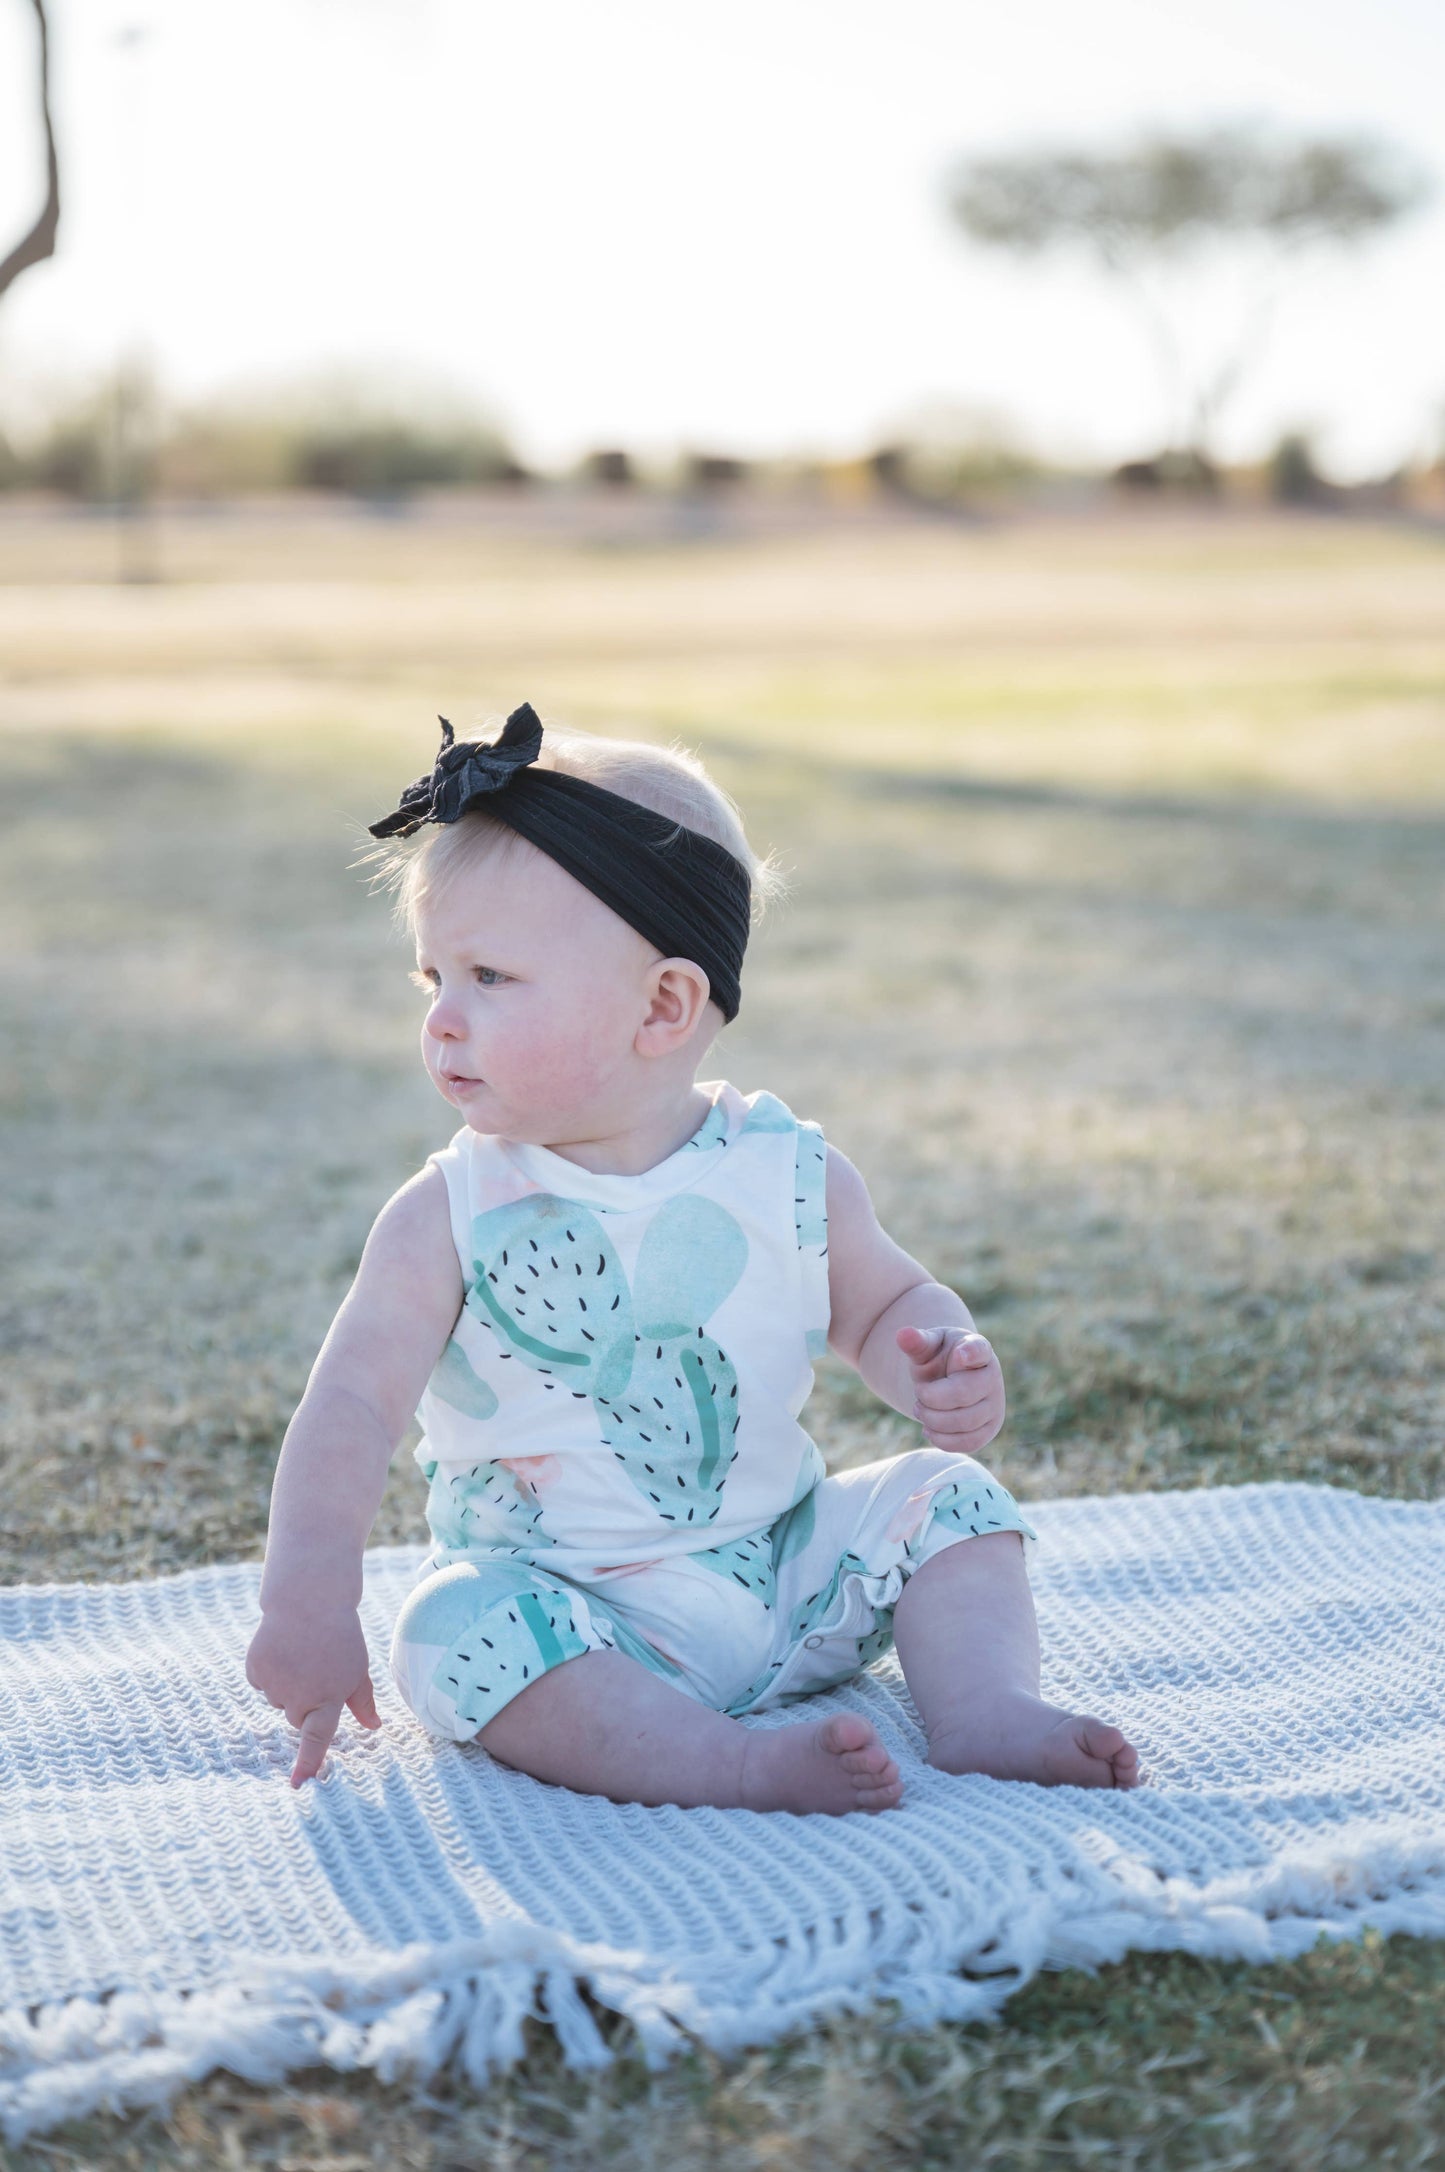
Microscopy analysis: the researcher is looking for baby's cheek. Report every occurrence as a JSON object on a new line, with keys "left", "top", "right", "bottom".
{"left": 530, "top": 1010, "right": 624, "bottom": 1104}
{"left": 420, "top": 1027, "right": 441, "bottom": 1078}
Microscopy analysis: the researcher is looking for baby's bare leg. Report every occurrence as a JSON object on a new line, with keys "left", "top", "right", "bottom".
{"left": 478, "top": 1648, "right": 904, "bottom": 1814}
{"left": 892, "top": 1532, "right": 1140, "bottom": 1788}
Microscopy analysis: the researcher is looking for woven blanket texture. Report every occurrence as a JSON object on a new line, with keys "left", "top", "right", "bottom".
{"left": 2, "top": 1480, "right": 1444, "bottom": 2143}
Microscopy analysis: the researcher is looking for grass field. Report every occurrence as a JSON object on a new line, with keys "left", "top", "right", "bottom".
{"left": 2, "top": 503, "right": 1443, "bottom": 2168}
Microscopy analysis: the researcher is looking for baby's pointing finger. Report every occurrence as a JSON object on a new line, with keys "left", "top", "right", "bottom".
{"left": 290, "top": 1701, "right": 342, "bottom": 1788}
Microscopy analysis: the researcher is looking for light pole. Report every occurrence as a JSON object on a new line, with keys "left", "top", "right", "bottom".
{"left": 112, "top": 20, "right": 159, "bottom": 583}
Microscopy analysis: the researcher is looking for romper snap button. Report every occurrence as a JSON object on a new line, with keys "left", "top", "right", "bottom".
{"left": 804, "top": 1634, "right": 824, "bottom": 1649}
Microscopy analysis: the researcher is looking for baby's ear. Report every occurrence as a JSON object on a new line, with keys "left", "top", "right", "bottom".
{"left": 636, "top": 959, "right": 713, "bottom": 1056}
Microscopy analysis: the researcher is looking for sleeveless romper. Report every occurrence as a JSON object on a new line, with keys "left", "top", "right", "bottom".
{"left": 389, "top": 1078, "right": 1036, "bottom": 1740}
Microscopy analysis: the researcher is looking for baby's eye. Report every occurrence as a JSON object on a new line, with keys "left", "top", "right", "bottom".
{"left": 409, "top": 966, "right": 508, "bottom": 992}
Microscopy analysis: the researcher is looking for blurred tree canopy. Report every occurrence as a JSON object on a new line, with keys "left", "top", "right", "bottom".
{"left": 0, "top": 0, "right": 59, "bottom": 306}
{"left": 946, "top": 124, "right": 1430, "bottom": 477}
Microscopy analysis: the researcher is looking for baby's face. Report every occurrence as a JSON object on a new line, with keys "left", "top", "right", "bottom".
{"left": 412, "top": 840, "right": 664, "bottom": 1143}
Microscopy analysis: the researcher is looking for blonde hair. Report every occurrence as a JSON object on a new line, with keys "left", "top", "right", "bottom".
{"left": 362, "top": 718, "right": 789, "bottom": 950}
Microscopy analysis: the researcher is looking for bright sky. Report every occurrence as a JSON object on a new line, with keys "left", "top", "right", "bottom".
{"left": 1, "top": 0, "right": 1442, "bottom": 476}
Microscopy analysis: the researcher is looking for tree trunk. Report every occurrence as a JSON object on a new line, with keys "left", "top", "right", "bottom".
{"left": 0, "top": 0, "right": 60, "bottom": 305}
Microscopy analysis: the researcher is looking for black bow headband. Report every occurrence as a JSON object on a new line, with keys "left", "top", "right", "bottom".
{"left": 369, "top": 703, "right": 751, "bottom": 1023}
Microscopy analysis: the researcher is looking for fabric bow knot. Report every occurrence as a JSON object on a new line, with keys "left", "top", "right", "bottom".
{"left": 368, "top": 703, "right": 543, "bottom": 839}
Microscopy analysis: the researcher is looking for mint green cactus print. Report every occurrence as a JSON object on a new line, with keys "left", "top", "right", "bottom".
{"left": 423, "top": 1476, "right": 475, "bottom": 1556}
{"left": 393, "top": 1446, "right": 1041, "bottom": 1738}
{"left": 682, "top": 1099, "right": 731, "bottom": 1150}
{"left": 737, "top": 1091, "right": 795, "bottom": 1134}
{"left": 429, "top": 1338, "right": 500, "bottom": 1422}
{"left": 424, "top": 1459, "right": 545, "bottom": 1555}
{"left": 793, "top": 1124, "right": 827, "bottom": 1248}
{"left": 597, "top": 1328, "right": 741, "bottom": 1527}
{"left": 463, "top": 1184, "right": 751, "bottom": 1532}
{"left": 921, "top": 1471, "right": 1017, "bottom": 1541}
{"left": 769, "top": 1483, "right": 817, "bottom": 1567}
{"left": 631, "top": 1194, "right": 748, "bottom": 1339}
{"left": 444, "top": 1585, "right": 591, "bottom": 1727}
{"left": 693, "top": 1528, "right": 777, "bottom": 1607}
{"left": 469, "top": 1196, "right": 636, "bottom": 1400}
{"left": 395, "top": 1558, "right": 599, "bottom": 1737}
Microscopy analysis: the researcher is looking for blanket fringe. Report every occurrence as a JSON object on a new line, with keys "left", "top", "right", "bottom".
{"left": 6, "top": 1867, "right": 1445, "bottom": 2145}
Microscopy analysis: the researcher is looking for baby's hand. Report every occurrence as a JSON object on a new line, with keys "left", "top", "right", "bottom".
{"left": 895, "top": 1325, "right": 1006, "bottom": 1456}
{"left": 245, "top": 1603, "right": 383, "bottom": 1787}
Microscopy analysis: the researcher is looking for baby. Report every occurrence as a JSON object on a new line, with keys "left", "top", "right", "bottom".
{"left": 246, "top": 704, "right": 1140, "bottom": 1812}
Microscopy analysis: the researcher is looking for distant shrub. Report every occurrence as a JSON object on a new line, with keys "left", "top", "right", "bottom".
{"left": 0, "top": 371, "right": 521, "bottom": 500}
{"left": 582, "top": 449, "right": 635, "bottom": 488}
{"left": 684, "top": 452, "right": 749, "bottom": 491}
{"left": 289, "top": 419, "right": 519, "bottom": 498}
{"left": 869, "top": 434, "right": 1044, "bottom": 505}
{"left": 1112, "top": 458, "right": 1163, "bottom": 491}
{"left": 1270, "top": 431, "right": 1326, "bottom": 504}
{"left": 1110, "top": 448, "right": 1219, "bottom": 495}
{"left": 30, "top": 419, "right": 110, "bottom": 499}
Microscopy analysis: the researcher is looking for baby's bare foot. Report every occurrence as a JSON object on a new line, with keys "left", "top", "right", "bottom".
{"left": 928, "top": 1689, "right": 1141, "bottom": 1790}
{"left": 740, "top": 1711, "right": 904, "bottom": 1815}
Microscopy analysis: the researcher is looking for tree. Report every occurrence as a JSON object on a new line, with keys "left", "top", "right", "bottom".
{"left": 945, "top": 124, "right": 1430, "bottom": 478}
{"left": 0, "top": 0, "right": 60, "bottom": 307}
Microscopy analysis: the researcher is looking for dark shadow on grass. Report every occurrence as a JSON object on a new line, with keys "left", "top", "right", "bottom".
{"left": 10, "top": 717, "right": 1445, "bottom": 851}
{"left": 697, "top": 728, "right": 1445, "bottom": 840}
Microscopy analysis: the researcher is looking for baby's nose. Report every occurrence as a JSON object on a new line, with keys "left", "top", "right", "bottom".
{"left": 423, "top": 998, "right": 464, "bottom": 1041}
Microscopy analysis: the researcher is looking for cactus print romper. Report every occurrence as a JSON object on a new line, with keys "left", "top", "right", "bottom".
{"left": 389, "top": 1079, "right": 1035, "bottom": 1741}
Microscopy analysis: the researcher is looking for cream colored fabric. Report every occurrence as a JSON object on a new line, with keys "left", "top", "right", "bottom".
{"left": 3, "top": 1481, "right": 1443, "bottom": 2144}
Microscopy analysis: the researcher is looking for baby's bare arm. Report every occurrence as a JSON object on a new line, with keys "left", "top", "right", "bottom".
{"left": 248, "top": 1165, "right": 462, "bottom": 1781}
{"left": 259, "top": 1163, "right": 463, "bottom": 1611}
{"left": 822, "top": 1145, "right": 1007, "bottom": 1454}
{"left": 823, "top": 1146, "right": 972, "bottom": 1402}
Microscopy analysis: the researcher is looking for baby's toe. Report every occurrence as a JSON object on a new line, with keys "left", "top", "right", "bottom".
{"left": 1075, "top": 1718, "right": 1143, "bottom": 1788}
{"left": 854, "top": 1770, "right": 905, "bottom": 1811}
{"left": 841, "top": 1739, "right": 894, "bottom": 1781}
{"left": 1109, "top": 1739, "right": 1142, "bottom": 1789}
{"left": 818, "top": 1712, "right": 874, "bottom": 1759}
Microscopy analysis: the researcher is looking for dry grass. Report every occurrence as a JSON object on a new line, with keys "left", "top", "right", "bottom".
{"left": 9, "top": 1935, "right": 1445, "bottom": 2172}
{"left": 2, "top": 503, "right": 1443, "bottom": 2167}
{"left": 1, "top": 503, "right": 1442, "bottom": 804}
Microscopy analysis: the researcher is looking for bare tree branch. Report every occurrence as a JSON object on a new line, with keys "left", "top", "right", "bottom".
{"left": 0, "top": 0, "right": 61, "bottom": 306}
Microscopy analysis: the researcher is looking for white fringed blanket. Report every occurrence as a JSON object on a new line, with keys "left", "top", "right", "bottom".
{"left": 3, "top": 1481, "right": 1444, "bottom": 2144}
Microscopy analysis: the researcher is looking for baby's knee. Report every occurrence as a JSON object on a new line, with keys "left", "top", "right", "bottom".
{"left": 894, "top": 1445, "right": 996, "bottom": 1487}
{"left": 389, "top": 1558, "right": 600, "bottom": 1744}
